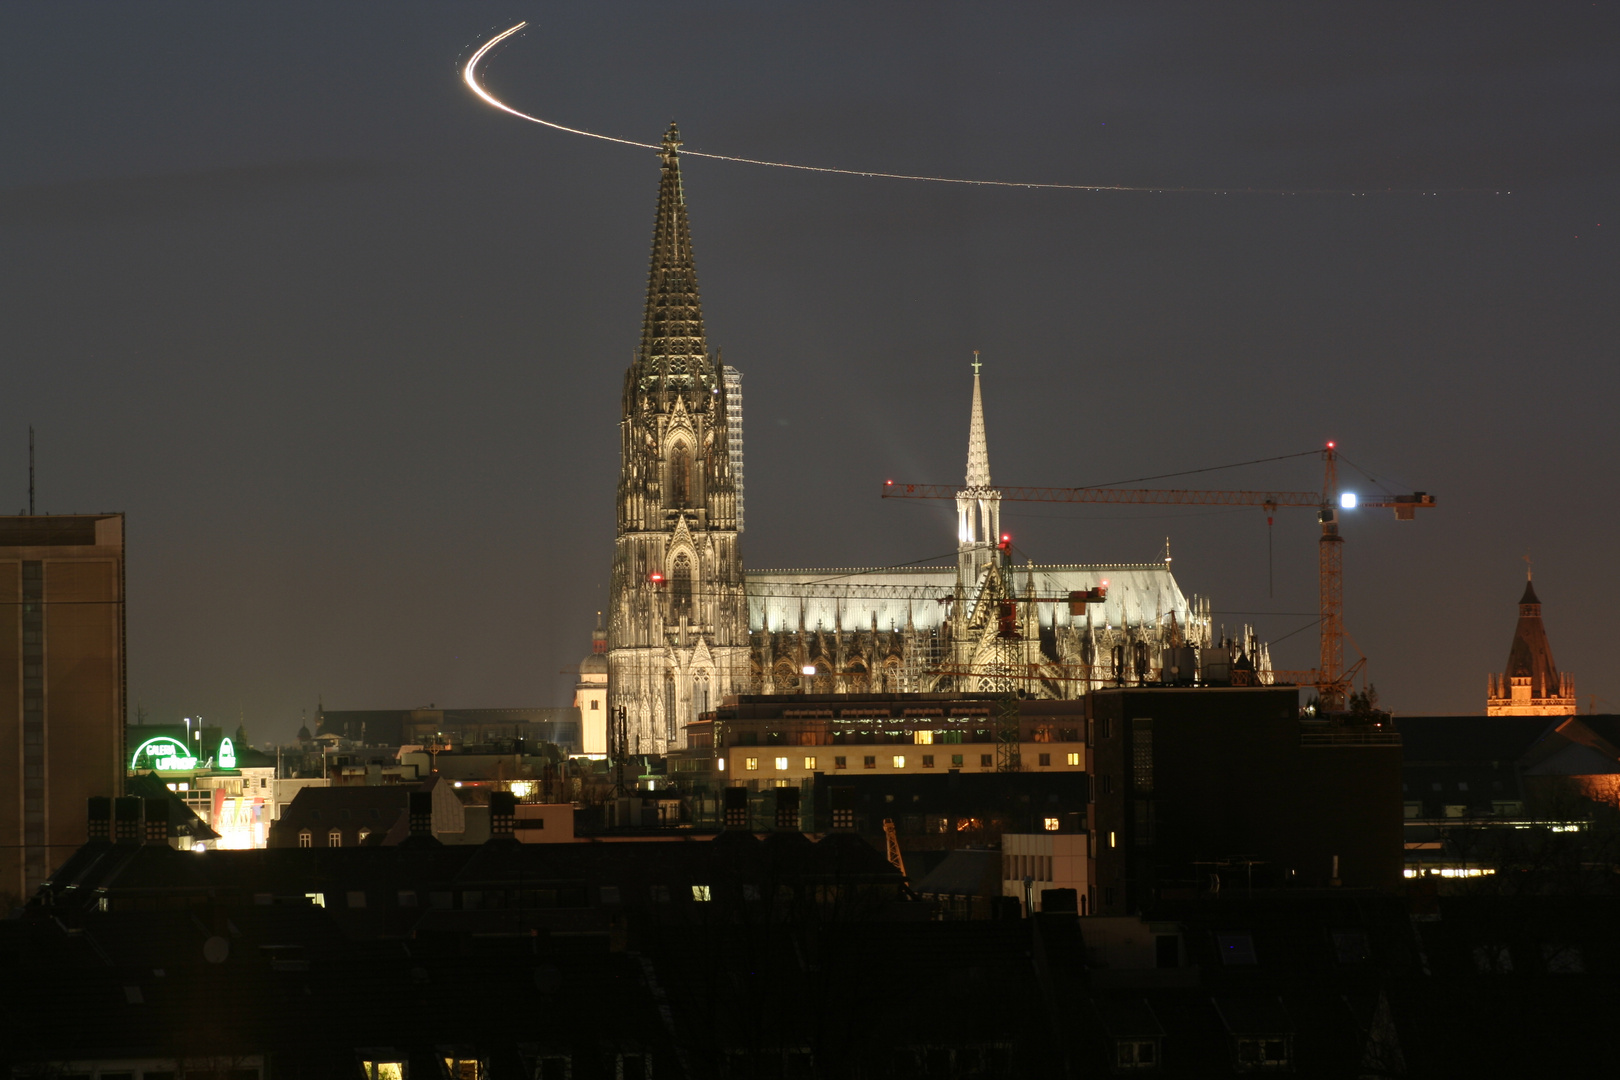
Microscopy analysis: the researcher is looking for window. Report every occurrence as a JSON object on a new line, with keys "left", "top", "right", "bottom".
{"left": 358, "top": 827, "right": 371, "bottom": 843}
{"left": 650, "top": 885, "right": 670, "bottom": 903}
{"left": 745, "top": 757, "right": 759, "bottom": 771}
{"left": 922, "top": 755, "right": 935, "bottom": 768}
{"left": 442, "top": 1059, "right": 481, "bottom": 1080}
{"left": 892, "top": 755, "right": 906, "bottom": 769}
{"left": 1235, "top": 1037, "right": 1290, "bottom": 1069}
{"left": 691, "top": 885, "right": 711, "bottom": 902}
{"left": 591, "top": 700, "right": 600, "bottom": 710}
{"left": 1332, "top": 929, "right": 1370, "bottom": 965}
{"left": 600, "top": 885, "right": 621, "bottom": 904}
{"left": 951, "top": 754, "right": 964, "bottom": 767}
{"left": 328, "top": 829, "right": 342, "bottom": 847}
{"left": 536, "top": 1057, "right": 570, "bottom": 1080}
{"left": 1101, "top": 774, "right": 1114, "bottom": 795}
{"left": 804, "top": 756, "right": 817, "bottom": 770}
{"left": 1067, "top": 752, "right": 1081, "bottom": 766}
{"left": 864, "top": 756, "right": 877, "bottom": 769}
{"left": 1215, "top": 931, "right": 1258, "bottom": 966}
{"left": 1109, "top": 831, "right": 1117, "bottom": 848}
{"left": 305, "top": 892, "right": 325, "bottom": 907}
{"left": 774, "top": 756, "right": 789, "bottom": 770}
{"left": 361, "top": 1062, "right": 406, "bottom": 1080}
{"left": 616, "top": 1054, "right": 649, "bottom": 1080}
{"left": 398, "top": 891, "right": 418, "bottom": 907}
{"left": 1116, "top": 1039, "right": 1157, "bottom": 1070}
{"left": 298, "top": 829, "right": 311, "bottom": 848}
{"left": 1043, "top": 817, "right": 1060, "bottom": 831}
{"left": 980, "top": 755, "right": 993, "bottom": 767}
{"left": 1131, "top": 722, "right": 1154, "bottom": 792}
{"left": 834, "top": 756, "right": 847, "bottom": 769}
{"left": 1038, "top": 753, "right": 1051, "bottom": 767}
{"left": 915, "top": 730, "right": 934, "bottom": 745}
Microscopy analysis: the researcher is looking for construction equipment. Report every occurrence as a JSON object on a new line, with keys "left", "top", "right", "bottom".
{"left": 881, "top": 817, "right": 908, "bottom": 878}
{"left": 883, "top": 443, "right": 1435, "bottom": 710}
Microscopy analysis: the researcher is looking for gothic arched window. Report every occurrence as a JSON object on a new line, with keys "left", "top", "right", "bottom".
{"left": 669, "top": 443, "right": 691, "bottom": 506}
{"left": 671, "top": 554, "right": 693, "bottom": 613}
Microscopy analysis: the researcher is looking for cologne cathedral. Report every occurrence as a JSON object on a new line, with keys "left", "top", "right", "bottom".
{"left": 607, "top": 126, "right": 1268, "bottom": 751}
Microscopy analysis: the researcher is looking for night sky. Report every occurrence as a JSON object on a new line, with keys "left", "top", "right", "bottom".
{"left": 3, "top": 4, "right": 1614, "bottom": 739}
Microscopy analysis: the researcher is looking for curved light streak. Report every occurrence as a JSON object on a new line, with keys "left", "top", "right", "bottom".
{"left": 464, "top": 22, "right": 1488, "bottom": 196}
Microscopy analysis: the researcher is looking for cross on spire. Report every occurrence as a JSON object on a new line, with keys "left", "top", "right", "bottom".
{"left": 971, "top": 350, "right": 982, "bottom": 375}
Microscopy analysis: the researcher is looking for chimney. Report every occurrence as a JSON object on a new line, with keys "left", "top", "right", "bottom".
{"left": 490, "top": 791, "right": 516, "bottom": 839}
{"left": 409, "top": 791, "right": 434, "bottom": 838}
{"left": 143, "top": 797, "right": 170, "bottom": 845}
{"left": 87, "top": 796, "right": 111, "bottom": 842}
{"left": 113, "top": 796, "right": 142, "bottom": 842}
{"left": 774, "top": 786, "right": 801, "bottom": 831}
{"left": 722, "top": 786, "right": 749, "bottom": 830}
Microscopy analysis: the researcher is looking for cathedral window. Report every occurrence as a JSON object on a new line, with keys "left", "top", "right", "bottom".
{"left": 671, "top": 555, "right": 693, "bottom": 612}
{"left": 669, "top": 443, "right": 692, "bottom": 506}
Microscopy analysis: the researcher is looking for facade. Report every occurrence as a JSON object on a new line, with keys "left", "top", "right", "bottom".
{"left": 573, "top": 613, "right": 609, "bottom": 756}
{"left": 1487, "top": 572, "right": 1576, "bottom": 715}
{"left": 723, "top": 364, "right": 744, "bottom": 532}
{"left": 1091, "top": 685, "right": 1403, "bottom": 913}
{"left": 0, "top": 513, "right": 125, "bottom": 903}
{"left": 607, "top": 124, "right": 748, "bottom": 753}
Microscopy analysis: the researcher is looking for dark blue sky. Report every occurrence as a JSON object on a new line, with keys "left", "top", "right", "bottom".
{"left": 2, "top": 3, "right": 1615, "bottom": 737}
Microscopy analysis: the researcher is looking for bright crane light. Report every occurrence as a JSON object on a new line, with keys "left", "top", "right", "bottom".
{"left": 1340, "top": 492, "right": 1358, "bottom": 510}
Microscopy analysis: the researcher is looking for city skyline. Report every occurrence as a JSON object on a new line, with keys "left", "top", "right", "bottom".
{"left": 2, "top": 5, "right": 1615, "bottom": 737}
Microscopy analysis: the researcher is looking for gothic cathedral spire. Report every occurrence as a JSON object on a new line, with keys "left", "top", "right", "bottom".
{"left": 609, "top": 125, "right": 748, "bottom": 753}
{"left": 956, "top": 354, "right": 1002, "bottom": 592}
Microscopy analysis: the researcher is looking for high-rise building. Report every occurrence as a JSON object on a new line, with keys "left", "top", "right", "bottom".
{"left": 723, "top": 364, "right": 744, "bottom": 533}
{"left": 1486, "top": 571, "right": 1575, "bottom": 716}
{"left": 0, "top": 514, "right": 125, "bottom": 902}
{"left": 607, "top": 125, "right": 748, "bottom": 752}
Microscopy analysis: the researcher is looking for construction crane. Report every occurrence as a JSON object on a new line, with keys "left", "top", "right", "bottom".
{"left": 881, "top": 817, "right": 908, "bottom": 879}
{"left": 882, "top": 443, "right": 1435, "bottom": 710}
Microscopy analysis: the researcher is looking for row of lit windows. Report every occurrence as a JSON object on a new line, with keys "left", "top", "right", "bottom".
{"left": 738, "top": 752, "right": 1081, "bottom": 771}
{"left": 298, "top": 828, "right": 370, "bottom": 847}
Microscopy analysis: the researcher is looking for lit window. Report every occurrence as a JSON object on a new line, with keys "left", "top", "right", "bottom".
{"left": 1044, "top": 817, "right": 1060, "bottom": 831}
{"left": 1067, "top": 752, "right": 1081, "bottom": 766}
{"left": 804, "top": 756, "right": 817, "bottom": 770}
{"left": 774, "top": 757, "right": 789, "bottom": 770}
{"left": 442, "top": 1058, "right": 481, "bottom": 1080}
{"left": 362, "top": 1062, "right": 407, "bottom": 1080}
{"left": 717, "top": 758, "right": 725, "bottom": 771}
{"left": 328, "top": 829, "right": 342, "bottom": 847}
{"left": 358, "top": 827, "right": 371, "bottom": 843}
{"left": 691, "top": 885, "right": 711, "bottom": 901}
{"left": 892, "top": 756, "right": 906, "bottom": 769}
{"left": 915, "top": 731, "right": 934, "bottom": 745}
{"left": 745, "top": 758, "right": 759, "bottom": 771}
{"left": 298, "top": 830, "right": 311, "bottom": 848}
{"left": 305, "top": 892, "right": 325, "bottom": 907}
{"left": 1109, "top": 831, "right": 1117, "bottom": 848}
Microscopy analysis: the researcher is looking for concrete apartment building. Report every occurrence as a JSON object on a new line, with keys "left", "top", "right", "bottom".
{"left": 0, "top": 514, "right": 125, "bottom": 903}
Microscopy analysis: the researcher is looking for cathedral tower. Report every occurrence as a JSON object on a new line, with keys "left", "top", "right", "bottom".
{"left": 1486, "top": 570, "right": 1575, "bottom": 716}
{"left": 956, "top": 355, "right": 1002, "bottom": 592}
{"left": 608, "top": 125, "right": 747, "bottom": 752}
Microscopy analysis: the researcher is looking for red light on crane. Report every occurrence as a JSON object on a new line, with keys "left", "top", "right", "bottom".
{"left": 998, "top": 533, "right": 1012, "bottom": 551}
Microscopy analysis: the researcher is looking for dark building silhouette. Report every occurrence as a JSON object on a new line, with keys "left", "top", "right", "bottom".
{"left": 0, "top": 513, "right": 125, "bottom": 903}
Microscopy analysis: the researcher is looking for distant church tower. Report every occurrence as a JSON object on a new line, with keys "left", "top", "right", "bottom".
{"left": 1486, "top": 569, "right": 1576, "bottom": 716}
{"left": 608, "top": 125, "right": 747, "bottom": 752}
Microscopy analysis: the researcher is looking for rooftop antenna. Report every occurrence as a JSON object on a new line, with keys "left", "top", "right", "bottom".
{"left": 28, "top": 426, "right": 35, "bottom": 516}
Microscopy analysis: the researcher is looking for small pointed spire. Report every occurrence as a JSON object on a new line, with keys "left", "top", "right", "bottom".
{"left": 965, "top": 352, "right": 991, "bottom": 489}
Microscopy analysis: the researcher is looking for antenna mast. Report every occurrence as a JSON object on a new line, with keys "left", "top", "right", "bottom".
{"left": 28, "top": 426, "right": 34, "bottom": 516}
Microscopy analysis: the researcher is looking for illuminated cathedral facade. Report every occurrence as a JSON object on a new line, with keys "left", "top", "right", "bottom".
{"left": 606, "top": 127, "right": 1266, "bottom": 751}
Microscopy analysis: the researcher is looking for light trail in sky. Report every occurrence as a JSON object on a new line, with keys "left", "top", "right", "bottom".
{"left": 464, "top": 22, "right": 1496, "bottom": 197}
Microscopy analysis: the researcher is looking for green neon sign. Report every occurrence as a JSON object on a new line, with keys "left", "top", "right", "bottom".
{"left": 217, "top": 736, "right": 236, "bottom": 769}
{"left": 130, "top": 736, "right": 198, "bottom": 772}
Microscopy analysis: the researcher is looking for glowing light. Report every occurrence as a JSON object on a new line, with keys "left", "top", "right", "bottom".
{"left": 1339, "top": 492, "right": 1358, "bottom": 509}
{"left": 130, "top": 736, "right": 198, "bottom": 772}
{"left": 802, "top": 665, "right": 816, "bottom": 676}
{"left": 461, "top": 24, "right": 1450, "bottom": 197}
{"left": 217, "top": 737, "right": 237, "bottom": 769}
{"left": 1326, "top": 441, "right": 1336, "bottom": 449}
